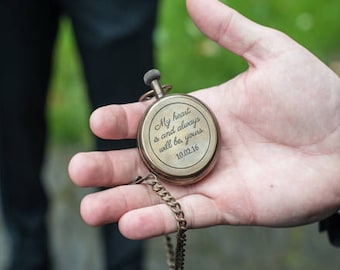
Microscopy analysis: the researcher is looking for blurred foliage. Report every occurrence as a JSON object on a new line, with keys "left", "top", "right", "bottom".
{"left": 47, "top": 0, "right": 340, "bottom": 144}
{"left": 47, "top": 20, "right": 92, "bottom": 146}
{"left": 157, "top": 0, "right": 340, "bottom": 90}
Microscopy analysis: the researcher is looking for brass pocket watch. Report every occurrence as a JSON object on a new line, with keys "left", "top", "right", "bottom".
{"left": 137, "top": 69, "right": 220, "bottom": 185}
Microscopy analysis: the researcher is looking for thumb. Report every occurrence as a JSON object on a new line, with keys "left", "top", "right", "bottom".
{"left": 186, "top": 0, "right": 292, "bottom": 66}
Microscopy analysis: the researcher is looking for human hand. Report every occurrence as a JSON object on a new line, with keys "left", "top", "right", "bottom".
{"left": 69, "top": 0, "right": 340, "bottom": 239}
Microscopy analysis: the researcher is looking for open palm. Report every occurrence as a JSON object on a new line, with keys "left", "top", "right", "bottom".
{"left": 69, "top": 0, "right": 340, "bottom": 240}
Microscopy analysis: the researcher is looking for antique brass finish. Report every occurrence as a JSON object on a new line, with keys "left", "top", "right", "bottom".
{"left": 137, "top": 69, "right": 220, "bottom": 185}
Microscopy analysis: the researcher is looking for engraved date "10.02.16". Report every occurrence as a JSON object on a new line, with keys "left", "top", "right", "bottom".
{"left": 176, "top": 144, "right": 199, "bottom": 160}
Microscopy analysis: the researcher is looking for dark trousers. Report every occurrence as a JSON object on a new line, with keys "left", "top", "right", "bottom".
{"left": 0, "top": 0, "right": 158, "bottom": 269}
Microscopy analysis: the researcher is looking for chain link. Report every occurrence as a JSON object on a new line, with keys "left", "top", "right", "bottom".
{"left": 133, "top": 173, "right": 187, "bottom": 270}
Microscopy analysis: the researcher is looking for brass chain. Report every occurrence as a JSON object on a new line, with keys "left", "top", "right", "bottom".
{"left": 134, "top": 173, "right": 187, "bottom": 270}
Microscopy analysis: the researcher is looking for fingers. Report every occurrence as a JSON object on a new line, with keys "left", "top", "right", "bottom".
{"left": 186, "top": 0, "right": 293, "bottom": 65}
{"left": 119, "top": 195, "right": 221, "bottom": 239}
{"left": 79, "top": 184, "right": 160, "bottom": 226}
{"left": 89, "top": 101, "right": 151, "bottom": 140}
{"left": 68, "top": 149, "right": 147, "bottom": 187}
{"left": 80, "top": 185, "right": 222, "bottom": 239}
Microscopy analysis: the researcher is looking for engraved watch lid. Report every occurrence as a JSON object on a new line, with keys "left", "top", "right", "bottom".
{"left": 137, "top": 94, "right": 219, "bottom": 185}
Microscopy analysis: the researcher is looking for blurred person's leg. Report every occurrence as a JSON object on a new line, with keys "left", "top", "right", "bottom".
{"left": 0, "top": 0, "right": 60, "bottom": 269}
{"left": 64, "top": 0, "right": 158, "bottom": 269}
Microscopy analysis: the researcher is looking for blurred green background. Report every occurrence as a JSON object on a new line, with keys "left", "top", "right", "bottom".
{"left": 47, "top": 0, "right": 340, "bottom": 146}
